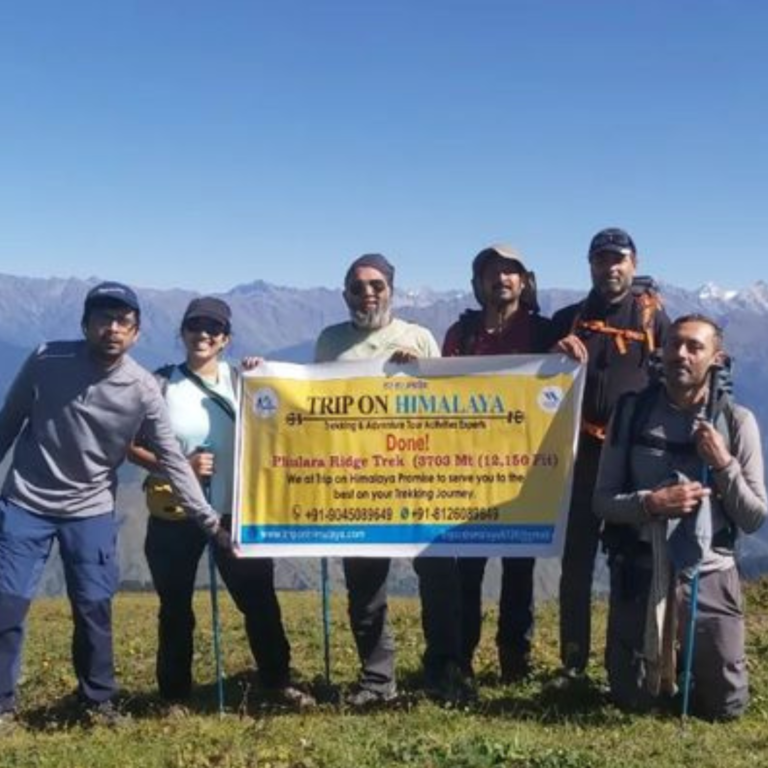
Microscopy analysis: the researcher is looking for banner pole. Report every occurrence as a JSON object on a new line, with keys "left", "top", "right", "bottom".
{"left": 321, "top": 557, "right": 332, "bottom": 684}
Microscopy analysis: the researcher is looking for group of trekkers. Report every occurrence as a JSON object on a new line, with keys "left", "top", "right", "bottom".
{"left": 0, "top": 227, "right": 765, "bottom": 731}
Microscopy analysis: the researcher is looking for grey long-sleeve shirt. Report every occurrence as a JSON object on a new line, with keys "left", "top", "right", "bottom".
{"left": 594, "top": 385, "right": 767, "bottom": 570}
{"left": 0, "top": 340, "right": 218, "bottom": 532}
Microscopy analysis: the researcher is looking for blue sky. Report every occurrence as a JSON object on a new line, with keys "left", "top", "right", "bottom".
{"left": 1, "top": 1, "right": 766, "bottom": 295}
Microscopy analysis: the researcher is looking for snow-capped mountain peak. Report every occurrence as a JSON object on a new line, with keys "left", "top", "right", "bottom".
{"left": 697, "top": 282, "right": 738, "bottom": 302}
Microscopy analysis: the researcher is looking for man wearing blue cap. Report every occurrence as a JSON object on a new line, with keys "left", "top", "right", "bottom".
{"left": 0, "top": 282, "right": 225, "bottom": 730}
{"left": 551, "top": 228, "right": 670, "bottom": 682}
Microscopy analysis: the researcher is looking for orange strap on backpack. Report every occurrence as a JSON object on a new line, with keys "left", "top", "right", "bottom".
{"left": 571, "top": 287, "right": 662, "bottom": 355}
{"left": 635, "top": 291, "right": 660, "bottom": 353}
{"left": 581, "top": 419, "right": 607, "bottom": 441}
{"left": 576, "top": 320, "right": 647, "bottom": 355}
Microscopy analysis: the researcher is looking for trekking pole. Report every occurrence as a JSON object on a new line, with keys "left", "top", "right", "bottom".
{"left": 198, "top": 445, "right": 226, "bottom": 717}
{"left": 681, "top": 365, "right": 720, "bottom": 722}
{"left": 680, "top": 567, "right": 699, "bottom": 723}
{"left": 321, "top": 557, "right": 332, "bottom": 685}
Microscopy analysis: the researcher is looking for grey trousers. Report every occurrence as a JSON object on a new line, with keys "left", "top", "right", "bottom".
{"left": 343, "top": 557, "right": 395, "bottom": 692}
{"left": 606, "top": 561, "right": 748, "bottom": 720}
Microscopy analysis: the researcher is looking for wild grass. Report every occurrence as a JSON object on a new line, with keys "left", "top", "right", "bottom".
{"left": 3, "top": 579, "right": 768, "bottom": 767}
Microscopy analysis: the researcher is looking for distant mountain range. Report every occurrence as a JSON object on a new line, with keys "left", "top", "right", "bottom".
{"left": 2, "top": 272, "right": 768, "bottom": 595}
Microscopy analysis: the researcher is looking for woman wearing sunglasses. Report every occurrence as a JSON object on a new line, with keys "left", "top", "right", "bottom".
{"left": 129, "top": 297, "right": 314, "bottom": 710}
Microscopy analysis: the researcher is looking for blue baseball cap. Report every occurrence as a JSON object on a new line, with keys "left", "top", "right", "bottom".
{"left": 84, "top": 281, "right": 140, "bottom": 313}
{"left": 588, "top": 228, "right": 636, "bottom": 259}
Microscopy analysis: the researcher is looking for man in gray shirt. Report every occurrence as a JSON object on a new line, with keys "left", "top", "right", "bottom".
{"left": 0, "top": 281, "right": 223, "bottom": 729}
{"left": 594, "top": 314, "right": 766, "bottom": 719}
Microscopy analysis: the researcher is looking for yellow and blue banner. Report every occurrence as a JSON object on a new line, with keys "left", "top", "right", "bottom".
{"left": 232, "top": 355, "right": 584, "bottom": 558}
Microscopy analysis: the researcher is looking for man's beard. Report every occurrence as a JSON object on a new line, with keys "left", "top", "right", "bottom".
{"left": 350, "top": 303, "right": 392, "bottom": 330}
{"left": 596, "top": 274, "right": 632, "bottom": 301}
{"left": 485, "top": 285, "right": 520, "bottom": 312}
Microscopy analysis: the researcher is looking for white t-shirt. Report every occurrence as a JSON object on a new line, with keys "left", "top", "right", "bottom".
{"left": 163, "top": 362, "right": 237, "bottom": 516}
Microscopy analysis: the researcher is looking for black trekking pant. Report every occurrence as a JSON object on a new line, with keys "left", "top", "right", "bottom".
{"left": 413, "top": 557, "right": 462, "bottom": 680}
{"left": 145, "top": 516, "right": 291, "bottom": 699}
{"left": 559, "top": 437, "right": 602, "bottom": 672}
{"left": 459, "top": 556, "right": 535, "bottom": 667}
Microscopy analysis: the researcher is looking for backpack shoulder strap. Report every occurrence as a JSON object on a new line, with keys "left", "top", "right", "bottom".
{"left": 178, "top": 363, "right": 236, "bottom": 421}
{"left": 608, "top": 390, "right": 635, "bottom": 445}
{"left": 456, "top": 309, "right": 483, "bottom": 355}
{"left": 531, "top": 314, "right": 555, "bottom": 352}
{"left": 153, "top": 363, "right": 176, "bottom": 397}
{"left": 568, "top": 299, "right": 588, "bottom": 337}
{"left": 609, "top": 383, "right": 663, "bottom": 448}
{"left": 711, "top": 394, "right": 734, "bottom": 452}
{"left": 608, "top": 384, "right": 666, "bottom": 502}
{"left": 707, "top": 358, "right": 735, "bottom": 450}
{"left": 228, "top": 362, "right": 240, "bottom": 395}
{"left": 601, "top": 389, "right": 646, "bottom": 557}
{"left": 631, "top": 277, "right": 663, "bottom": 353}
{"left": 632, "top": 382, "right": 670, "bottom": 444}
{"left": 226, "top": 362, "right": 241, "bottom": 410}
{"left": 710, "top": 389, "right": 737, "bottom": 549}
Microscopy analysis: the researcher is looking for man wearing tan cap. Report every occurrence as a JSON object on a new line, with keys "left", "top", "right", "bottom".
{"left": 436, "top": 245, "right": 556, "bottom": 690}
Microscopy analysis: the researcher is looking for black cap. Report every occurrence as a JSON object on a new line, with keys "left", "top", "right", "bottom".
{"left": 344, "top": 253, "right": 395, "bottom": 288}
{"left": 84, "top": 281, "right": 140, "bottom": 313}
{"left": 588, "top": 228, "right": 636, "bottom": 259}
{"left": 182, "top": 296, "right": 232, "bottom": 328}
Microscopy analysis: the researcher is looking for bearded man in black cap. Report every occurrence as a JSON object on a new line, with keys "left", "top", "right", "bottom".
{"left": 315, "top": 254, "right": 439, "bottom": 363}
{"left": 315, "top": 254, "right": 440, "bottom": 707}
{"left": 552, "top": 228, "right": 670, "bottom": 682}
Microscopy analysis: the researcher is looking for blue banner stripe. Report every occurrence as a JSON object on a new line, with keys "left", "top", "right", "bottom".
{"left": 239, "top": 524, "right": 553, "bottom": 545}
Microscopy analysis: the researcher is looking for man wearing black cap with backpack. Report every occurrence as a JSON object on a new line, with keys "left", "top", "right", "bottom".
{"left": 0, "top": 282, "right": 226, "bottom": 730}
{"left": 552, "top": 228, "right": 670, "bottom": 682}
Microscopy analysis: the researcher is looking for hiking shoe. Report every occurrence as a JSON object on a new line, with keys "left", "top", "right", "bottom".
{"left": 164, "top": 702, "right": 192, "bottom": 720}
{"left": 499, "top": 649, "right": 532, "bottom": 684}
{"left": 0, "top": 710, "right": 19, "bottom": 735}
{"left": 345, "top": 682, "right": 398, "bottom": 710}
{"left": 424, "top": 663, "right": 477, "bottom": 706}
{"left": 266, "top": 684, "right": 317, "bottom": 710}
{"left": 549, "top": 666, "right": 586, "bottom": 690}
{"left": 82, "top": 699, "right": 130, "bottom": 728}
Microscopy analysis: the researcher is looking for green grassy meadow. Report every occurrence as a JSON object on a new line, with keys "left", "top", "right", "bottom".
{"left": 3, "top": 580, "right": 768, "bottom": 767}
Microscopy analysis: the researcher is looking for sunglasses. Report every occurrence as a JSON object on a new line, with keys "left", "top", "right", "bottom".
{"left": 90, "top": 309, "right": 138, "bottom": 331}
{"left": 348, "top": 279, "right": 388, "bottom": 296}
{"left": 183, "top": 317, "right": 228, "bottom": 336}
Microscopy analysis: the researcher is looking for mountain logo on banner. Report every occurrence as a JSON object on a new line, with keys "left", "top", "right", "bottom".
{"left": 252, "top": 387, "right": 280, "bottom": 419}
{"left": 537, "top": 386, "right": 564, "bottom": 413}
